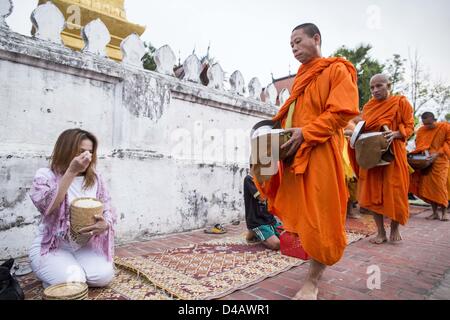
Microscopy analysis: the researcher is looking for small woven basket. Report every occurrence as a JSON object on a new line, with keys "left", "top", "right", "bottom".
{"left": 43, "top": 282, "right": 88, "bottom": 300}
{"left": 70, "top": 197, "right": 103, "bottom": 246}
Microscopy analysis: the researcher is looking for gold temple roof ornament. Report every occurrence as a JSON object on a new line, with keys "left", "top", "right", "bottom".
{"left": 37, "top": 0, "right": 146, "bottom": 61}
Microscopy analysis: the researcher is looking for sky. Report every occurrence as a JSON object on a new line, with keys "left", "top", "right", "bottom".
{"left": 7, "top": 0, "right": 450, "bottom": 87}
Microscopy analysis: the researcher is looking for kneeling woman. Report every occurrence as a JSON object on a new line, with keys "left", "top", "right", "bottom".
{"left": 29, "top": 129, "right": 116, "bottom": 288}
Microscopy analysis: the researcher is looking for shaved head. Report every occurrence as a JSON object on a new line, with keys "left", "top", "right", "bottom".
{"left": 292, "top": 23, "right": 322, "bottom": 46}
{"left": 421, "top": 112, "right": 436, "bottom": 120}
{"left": 421, "top": 112, "right": 437, "bottom": 129}
{"left": 370, "top": 74, "right": 390, "bottom": 85}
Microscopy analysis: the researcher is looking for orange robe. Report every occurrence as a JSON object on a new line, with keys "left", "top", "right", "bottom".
{"left": 355, "top": 96, "right": 414, "bottom": 225}
{"left": 256, "top": 57, "right": 359, "bottom": 266}
{"left": 409, "top": 122, "right": 450, "bottom": 207}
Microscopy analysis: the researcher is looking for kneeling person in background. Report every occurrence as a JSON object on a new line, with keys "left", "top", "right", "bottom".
{"left": 243, "top": 172, "right": 281, "bottom": 250}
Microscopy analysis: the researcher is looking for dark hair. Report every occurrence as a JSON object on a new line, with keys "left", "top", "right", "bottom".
{"left": 421, "top": 112, "right": 436, "bottom": 120}
{"left": 292, "top": 23, "right": 322, "bottom": 45}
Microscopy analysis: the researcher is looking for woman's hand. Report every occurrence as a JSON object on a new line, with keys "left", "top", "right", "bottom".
{"left": 68, "top": 151, "right": 92, "bottom": 175}
{"left": 383, "top": 130, "right": 403, "bottom": 144}
{"left": 281, "top": 128, "right": 304, "bottom": 158}
{"left": 79, "top": 215, "right": 109, "bottom": 236}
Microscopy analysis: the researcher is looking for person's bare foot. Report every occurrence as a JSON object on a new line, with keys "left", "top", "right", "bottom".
{"left": 360, "top": 207, "right": 370, "bottom": 215}
{"left": 426, "top": 213, "right": 439, "bottom": 220}
{"left": 293, "top": 281, "right": 319, "bottom": 300}
{"left": 347, "top": 212, "right": 362, "bottom": 219}
{"left": 390, "top": 226, "right": 402, "bottom": 242}
{"left": 369, "top": 234, "right": 388, "bottom": 244}
{"left": 440, "top": 213, "right": 449, "bottom": 222}
{"left": 246, "top": 230, "right": 258, "bottom": 242}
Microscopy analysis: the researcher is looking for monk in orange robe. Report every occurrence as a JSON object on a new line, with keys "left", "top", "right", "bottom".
{"left": 254, "top": 23, "right": 359, "bottom": 300}
{"left": 355, "top": 74, "right": 414, "bottom": 244}
{"left": 409, "top": 112, "right": 450, "bottom": 221}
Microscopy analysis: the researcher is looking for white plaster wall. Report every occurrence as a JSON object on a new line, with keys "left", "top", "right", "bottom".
{"left": 0, "top": 59, "right": 118, "bottom": 150}
{"left": 119, "top": 97, "right": 262, "bottom": 162}
{"left": 107, "top": 158, "right": 248, "bottom": 243}
{"left": 0, "top": 157, "right": 48, "bottom": 259}
{"left": 0, "top": 27, "right": 276, "bottom": 259}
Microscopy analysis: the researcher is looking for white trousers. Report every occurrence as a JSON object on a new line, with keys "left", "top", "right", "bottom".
{"left": 29, "top": 233, "right": 114, "bottom": 289}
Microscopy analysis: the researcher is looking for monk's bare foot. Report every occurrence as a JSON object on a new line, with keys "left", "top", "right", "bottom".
{"left": 426, "top": 213, "right": 439, "bottom": 220}
{"left": 440, "top": 213, "right": 449, "bottom": 222}
{"left": 369, "top": 234, "right": 388, "bottom": 244}
{"left": 293, "top": 281, "right": 319, "bottom": 300}
{"left": 390, "top": 228, "right": 402, "bottom": 242}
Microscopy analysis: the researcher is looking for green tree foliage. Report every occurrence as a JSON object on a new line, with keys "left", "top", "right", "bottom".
{"left": 142, "top": 41, "right": 157, "bottom": 71}
{"left": 332, "top": 44, "right": 384, "bottom": 110}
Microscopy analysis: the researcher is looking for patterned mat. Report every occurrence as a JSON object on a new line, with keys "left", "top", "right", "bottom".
{"left": 114, "top": 233, "right": 365, "bottom": 300}
{"left": 18, "top": 267, "right": 171, "bottom": 300}
{"left": 18, "top": 232, "right": 366, "bottom": 300}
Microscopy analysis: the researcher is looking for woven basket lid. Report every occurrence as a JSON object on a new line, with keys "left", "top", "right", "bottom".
{"left": 43, "top": 282, "right": 88, "bottom": 300}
